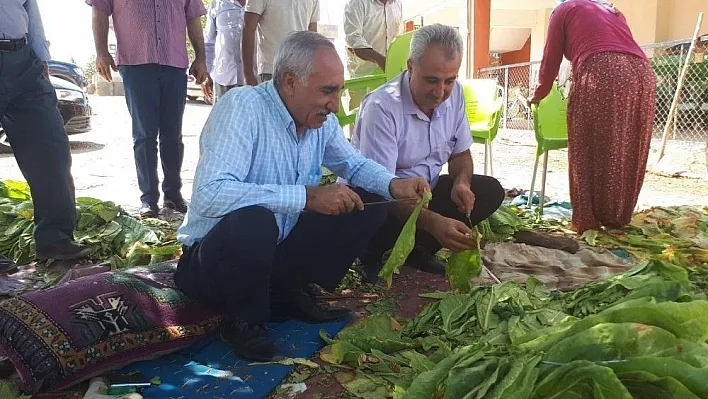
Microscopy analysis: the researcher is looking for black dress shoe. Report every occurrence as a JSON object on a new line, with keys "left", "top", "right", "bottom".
{"left": 405, "top": 246, "right": 447, "bottom": 275}
{"left": 163, "top": 196, "right": 188, "bottom": 213}
{"left": 0, "top": 254, "right": 17, "bottom": 273}
{"left": 36, "top": 239, "right": 92, "bottom": 260}
{"left": 219, "top": 319, "right": 283, "bottom": 362}
{"left": 139, "top": 202, "right": 159, "bottom": 218}
{"left": 356, "top": 260, "right": 383, "bottom": 284}
{"left": 272, "top": 289, "right": 352, "bottom": 323}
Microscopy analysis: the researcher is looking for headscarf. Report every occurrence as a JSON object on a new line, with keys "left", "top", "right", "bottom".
{"left": 556, "top": 0, "right": 619, "bottom": 13}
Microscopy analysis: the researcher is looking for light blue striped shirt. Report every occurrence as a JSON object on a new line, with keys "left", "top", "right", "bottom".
{"left": 0, "top": 0, "right": 51, "bottom": 61}
{"left": 177, "top": 81, "right": 397, "bottom": 246}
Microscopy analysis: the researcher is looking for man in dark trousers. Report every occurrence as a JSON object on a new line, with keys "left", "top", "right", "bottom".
{"left": 0, "top": 0, "right": 91, "bottom": 262}
{"left": 175, "top": 31, "right": 429, "bottom": 363}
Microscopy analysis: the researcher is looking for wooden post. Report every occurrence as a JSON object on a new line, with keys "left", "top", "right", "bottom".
{"left": 657, "top": 12, "right": 703, "bottom": 161}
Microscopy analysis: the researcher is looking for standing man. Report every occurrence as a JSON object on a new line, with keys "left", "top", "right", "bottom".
{"left": 205, "top": 0, "right": 246, "bottom": 102}
{"left": 344, "top": 0, "right": 403, "bottom": 78}
{"left": 241, "top": 0, "right": 320, "bottom": 86}
{"left": 88, "top": 0, "right": 209, "bottom": 218}
{"left": 0, "top": 0, "right": 91, "bottom": 260}
{"left": 343, "top": 0, "right": 403, "bottom": 110}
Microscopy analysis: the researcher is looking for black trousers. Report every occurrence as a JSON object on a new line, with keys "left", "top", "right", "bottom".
{"left": 364, "top": 174, "right": 505, "bottom": 259}
{"left": 0, "top": 45, "right": 77, "bottom": 249}
{"left": 174, "top": 190, "right": 387, "bottom": 325}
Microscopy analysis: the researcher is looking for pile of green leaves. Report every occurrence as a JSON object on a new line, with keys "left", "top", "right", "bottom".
{"left": 0, "top": 180, "right": 180, "bottom": 268}
{"left": 321, "top": 259, "right": 708, "bottom": 398}
{"left": 476, "top": 205, "right": 526, "bottom": 243}
{"left": 584, "top": 206, "right": 708, "bottom": 267}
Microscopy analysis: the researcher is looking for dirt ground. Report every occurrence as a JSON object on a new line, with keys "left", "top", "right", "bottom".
{"left": 0, "top": 96, "right": 705, "bottom": 215}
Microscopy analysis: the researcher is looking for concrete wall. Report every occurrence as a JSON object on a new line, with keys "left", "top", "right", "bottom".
{"left": 501, "top": 37, "right": 531, "bottom": 65}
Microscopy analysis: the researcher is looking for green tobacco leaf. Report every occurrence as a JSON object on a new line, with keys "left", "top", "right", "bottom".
{"left": 337, "top": 372, "right": 390, "bottom": 399}
{"left": 0, "top": 380, "right": 30, "bottom": 399}
{"left": 581, "top": 229, "right": 599, "bottom": 246}
{"left": 446, "top": 248, "right": 482, "bottom": 294}
{"left": 401, "top": 349, "right": 473, "bottom": 399}
{"left": 1, "top": 180, "right": 31, "bottom": 201}
{"left": 617, "top": 371, "right": 700, "bottom": 399}
{"left": 116, "top": 215, "right": 161, "bottom": 252}
{"left": 609, "top": 357, "right": 708, "bottom": 397}
{"left": 379, "top": 191, "right": 433, "bottom": 287}
{"left": 531, "top": 360, "right": 633, "bottom": 399}
{"left": 438, "top": 293, "right": 476, "bottom": 335}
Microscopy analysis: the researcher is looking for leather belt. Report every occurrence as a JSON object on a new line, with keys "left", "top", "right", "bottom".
{"left": 0, "top": 37, "right": 27, "bottom": 52}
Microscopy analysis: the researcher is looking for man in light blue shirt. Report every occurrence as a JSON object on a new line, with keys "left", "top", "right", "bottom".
{"left": 352, "top": 24, "right": 504, "bottom": 280}
{"left": 175, "top": 31, "right": 428, "bottom": 362}
{"left": 0, "top": 0, "right": 91, "bottom": 261}
{"left": 204, "top": 0, "right": 246, "bottom": 102}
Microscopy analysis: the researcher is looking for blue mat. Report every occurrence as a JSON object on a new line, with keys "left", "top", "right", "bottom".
{"left": 118, "top": 319, "right": 348, "bottom": 398}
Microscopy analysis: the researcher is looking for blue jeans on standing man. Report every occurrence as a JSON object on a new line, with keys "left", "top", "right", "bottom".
{"left": 119, "top": 64, "right": 187, "bottom": 206}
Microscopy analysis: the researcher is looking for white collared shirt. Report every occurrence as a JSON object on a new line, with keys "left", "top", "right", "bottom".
{"left": 344, "top": 0, "right": 403, "bottom": 77}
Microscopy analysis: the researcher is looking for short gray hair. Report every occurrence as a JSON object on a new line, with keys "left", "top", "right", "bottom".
{"left": 273, "top": 31, "right": 337, "bottom": 88}
{"left": 409, "top": 24, "right": 464, "bottom": 64}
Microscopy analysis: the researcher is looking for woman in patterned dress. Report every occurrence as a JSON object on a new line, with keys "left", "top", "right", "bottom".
{"left": 529, "top": 0, "right": 656, "bottom": 233}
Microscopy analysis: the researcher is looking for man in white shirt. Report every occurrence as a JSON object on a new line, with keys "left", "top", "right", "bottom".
{"left": 242, "top": 0, "right": 319, "bottom": 86}
{"left": 344, "top": 0, "right": 403, "bottom": 78}
{"left": 205, "top": 0, "right": 246, "bottom": 102}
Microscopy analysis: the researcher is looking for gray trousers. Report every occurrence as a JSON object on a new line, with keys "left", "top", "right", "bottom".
{"left": 214, "top": 83, "right": 240, "bottom": 103}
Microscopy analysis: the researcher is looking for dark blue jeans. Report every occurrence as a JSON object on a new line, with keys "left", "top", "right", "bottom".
{"left": 0, "top": 45, "right": 77, "bottom": 249}
{"left": 119, "top": 64, "right": 187, "bottom": 204}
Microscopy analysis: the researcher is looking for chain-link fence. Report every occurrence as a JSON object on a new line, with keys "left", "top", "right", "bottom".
{"left": 477, "top": 38, "right": 708, "bottom": 143}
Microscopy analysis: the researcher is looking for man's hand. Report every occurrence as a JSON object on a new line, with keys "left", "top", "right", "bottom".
{"left": 431, "top": 216, "right": 477, "bottom": 253}
{"left": 377, "top": 57, "right": 386, "bottom": 72}
{"left": 96, "top": 52, "right": 117, "bottom": 82}
{"left": 389, "top": 177, "right": 430, "bottom": 201}
{"left": 451, "top": 181, "right": 475, "bottom": 217}
{"left": 189, "top": 58, "right": 209, "bottom": 85}
{"left": 527, "top": 97, "right": 539, "bottom": 107}
{"left": 202, "top": 75, "right": 214, "bottom": 102}
{"left": 244, "top": 71, "right": 259, "bottom": 86}
{"left": 305, "top": 184, "right": 365, "bottom": 215}
{"left": 42, "top": 62, "right": 49, "bottom": 80}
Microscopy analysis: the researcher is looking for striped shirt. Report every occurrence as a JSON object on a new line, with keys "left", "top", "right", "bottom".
{"left": 177, "top": 82, "right": 396, "bottom": 246}
{"left": 86, "top": 0, "right": 207, "bottom": 69}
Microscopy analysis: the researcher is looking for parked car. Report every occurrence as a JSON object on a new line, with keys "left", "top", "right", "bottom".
{"left": 187, "top": 73, "right": 213, "bottom": 105}
{"left": 0, "top": 76, "right": 92, "bottom": 153}
{"left": 47, "top": 60, "right": 87, "bottom": 88}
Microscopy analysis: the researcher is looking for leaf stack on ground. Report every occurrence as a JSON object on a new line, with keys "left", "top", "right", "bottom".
{"left": 321, "top": 205, "right": 708, "bottom": 398}
{"left": 0, "top": 180, "right": 181, "bottom": 268}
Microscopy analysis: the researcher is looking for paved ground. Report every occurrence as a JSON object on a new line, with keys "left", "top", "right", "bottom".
{"left": 0, "top": 95, "right": 706, "bottom": 215}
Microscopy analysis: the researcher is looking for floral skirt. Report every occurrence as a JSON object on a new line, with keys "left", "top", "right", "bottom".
{"left": 567, "top": 52, "right": 656, "bottom": 232}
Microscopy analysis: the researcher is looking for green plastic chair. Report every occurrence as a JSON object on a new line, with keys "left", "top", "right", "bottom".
{"left": 528, "top": 84, "right": 569, "bottom": 213}
{"left": 460, "top": 79, "right": 504, "bottom": 176}
{"left": 336, "top": 31, "right": 414, "bottom": 128}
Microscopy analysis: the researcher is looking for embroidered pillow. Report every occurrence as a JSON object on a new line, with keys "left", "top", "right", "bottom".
{"left": 0, "top": 262, "right": 221, "bottom": 393}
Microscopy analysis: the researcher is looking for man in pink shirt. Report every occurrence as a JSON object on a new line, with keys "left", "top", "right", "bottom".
{"left": 87, "top": 0, "right": 209, "bottom": 218}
